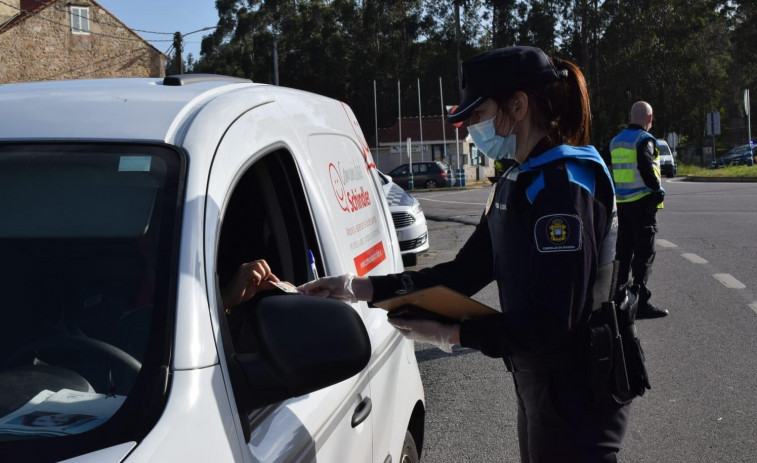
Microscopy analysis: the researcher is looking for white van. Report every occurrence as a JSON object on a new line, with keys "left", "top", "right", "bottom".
{"left": 0, "top": 76, "right": 425, "bottom": 462}
{"left": 656, "top": 139, "right": 677, "bottom": 178}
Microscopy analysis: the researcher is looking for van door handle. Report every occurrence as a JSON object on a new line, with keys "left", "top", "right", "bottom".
{"left": 351, "top": 397, "right": 372, "bottom": 428}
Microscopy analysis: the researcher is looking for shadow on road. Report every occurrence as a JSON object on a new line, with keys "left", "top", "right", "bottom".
{"left": 415, "top": 346, "right": 478, "bottom": 363}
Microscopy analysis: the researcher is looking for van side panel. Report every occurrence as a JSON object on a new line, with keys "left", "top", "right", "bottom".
{"left": 123, "top": 368, "right": 242, "bottom": 463}
{"left": 295, "top": 101, "right": 424, "bottom": 462}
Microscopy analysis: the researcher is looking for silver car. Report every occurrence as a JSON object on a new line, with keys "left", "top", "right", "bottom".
{"left": 378, "top": 171, "right": 429, "bottom": 266}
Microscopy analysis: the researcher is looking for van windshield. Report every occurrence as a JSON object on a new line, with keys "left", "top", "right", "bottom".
{"left": 658, "top": 143, "right": 672, "bottom": 157}
{"left": 0, "top": 143, "right": 182, "bottom": 452}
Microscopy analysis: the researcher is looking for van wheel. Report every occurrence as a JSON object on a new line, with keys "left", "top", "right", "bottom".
{"left": 425, "top": 179, "right": 438, "bottom": 188}
{"left": 400, "top": 431, "right": 420, "bottom": 463}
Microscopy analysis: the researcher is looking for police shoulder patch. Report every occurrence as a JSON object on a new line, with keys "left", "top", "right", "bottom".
{"left": 534, "top": 214, "right": 582, "bottom": 252}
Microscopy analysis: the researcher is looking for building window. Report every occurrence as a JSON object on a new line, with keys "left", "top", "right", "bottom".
{"left": 70, "top": 6, "right": 90, "bottom": 34}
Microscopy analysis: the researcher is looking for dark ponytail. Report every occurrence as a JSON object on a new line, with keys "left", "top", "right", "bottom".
{"left": 528, "top": 57, "right": 591, "bottom": 146}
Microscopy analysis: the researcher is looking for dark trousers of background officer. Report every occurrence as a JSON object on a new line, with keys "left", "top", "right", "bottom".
{"left": 615, "top": 197, "right": 658, "bottom": 308}
{"left": 513, "top": 368, "right": 630, "bottom": 462}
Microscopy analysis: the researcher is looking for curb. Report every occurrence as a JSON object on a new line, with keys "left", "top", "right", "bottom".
{"left": 682, "top": 176, "right": 757, "bottom": 182}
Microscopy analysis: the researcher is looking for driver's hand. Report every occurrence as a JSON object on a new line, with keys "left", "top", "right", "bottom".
{"left": 221, "top": 259, "right": 280, "bottom": 311}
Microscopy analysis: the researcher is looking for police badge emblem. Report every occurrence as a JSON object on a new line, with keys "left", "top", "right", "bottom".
{"left": 534, "top": 214, "right": 582, "bottom": 252}
{"left": 548, "top": 217, "right": 568, "bottom": 244}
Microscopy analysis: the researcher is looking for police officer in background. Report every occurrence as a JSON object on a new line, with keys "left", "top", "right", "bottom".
{"left": 301, "top": 46, "right": 630, "bottom": 462}
{"left": 610, "top": 102, "right": 668, "bottom": 319}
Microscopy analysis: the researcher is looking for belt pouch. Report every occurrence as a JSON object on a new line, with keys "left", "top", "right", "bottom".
{"left": 621, "top": 324, "right": 652, "bottom": 397}
{"left": 588, "top": 323, "right": 612, "bottom": 405}
{"left": 605, "top": 301, "right": 632, "bottom": 403}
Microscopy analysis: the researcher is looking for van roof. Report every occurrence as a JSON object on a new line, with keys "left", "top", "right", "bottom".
{"left": 0, "top": 75, "right": 262, "bottom": 143}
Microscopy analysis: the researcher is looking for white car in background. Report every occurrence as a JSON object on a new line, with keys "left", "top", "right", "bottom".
{"left": 377, "top": 171, "right": 429, "bottom": 267}
{"left": 657, "top": 139, "right": 677, "bottom": 178}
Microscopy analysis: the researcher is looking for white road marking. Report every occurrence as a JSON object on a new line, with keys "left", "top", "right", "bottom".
{"left": 713, "top": 274, "right": 746, "bottom": 289}
{"left": 681, "top": 253, "right": 708, "bottom": 264}
{"left": 749, "top": 302, "right": 757, "bottom": 315}
{"left": 657, "top": 239, "right": 678, "bottom": 248}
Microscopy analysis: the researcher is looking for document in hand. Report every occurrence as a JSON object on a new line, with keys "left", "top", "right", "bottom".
{"left": 372, "top": 285, "right": 499, "bottom": 321}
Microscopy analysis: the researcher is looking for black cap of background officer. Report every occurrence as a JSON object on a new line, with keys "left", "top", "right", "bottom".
{"left": 446, "top": 46, "right": 566, "bottom": 124}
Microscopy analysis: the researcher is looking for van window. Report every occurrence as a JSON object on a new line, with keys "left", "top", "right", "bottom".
{"left": 658, "top": 143, "right": 672, "bottom": 157}
{"left": 215, "top": 148, "right": 321, "bottom": 389}
{"left": 0, "top": 143, "right": 183, "bottom": 454}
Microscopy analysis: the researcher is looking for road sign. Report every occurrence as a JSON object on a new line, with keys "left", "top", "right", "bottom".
{"left": 746, "top": 89, "right": 752, "bottom": 146}
{"left": 666, "top": 132, "right": 679, "bottom": 150}
{"left": 745, "top": 89, "right": 750, "bottom": 117}
{"left": 706, "top": 112, "right": 721, "bottom": 136}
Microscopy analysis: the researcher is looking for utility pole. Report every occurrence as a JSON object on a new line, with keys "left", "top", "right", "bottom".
{"left": 173, "top": 31, "right": 183, "bottom": 75}
{"left": 745, "top": 89, "right": 752, "bottom": 146}
{"left": 454, "top": 1, "right": 462, "bottom": 98}
{"left": 273, "top": 35, "right": 279, "bottom": 85}
{"left": 440, "top": 77, "right": 447, "bottom": 165}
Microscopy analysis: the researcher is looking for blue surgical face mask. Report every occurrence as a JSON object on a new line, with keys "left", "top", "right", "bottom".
{"left": 468, "top": 114, "right": 517, "bottom": 161}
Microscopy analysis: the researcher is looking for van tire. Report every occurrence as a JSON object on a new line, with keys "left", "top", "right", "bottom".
{"left": 400, "top": 430, "right": 420, "bottom": 463}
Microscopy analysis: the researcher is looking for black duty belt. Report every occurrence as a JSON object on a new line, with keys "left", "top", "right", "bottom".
{"left": 503, "top": 352, "right": 575, "bottom": 373}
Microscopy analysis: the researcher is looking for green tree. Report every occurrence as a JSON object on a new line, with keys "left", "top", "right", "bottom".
{"left": 191, "top": 0, "right": 749, "bottom": 154}
{"left": 486, "top": 0, "right": 518, "bottom": 47}
{"left": 590, "top": 0, "right": 731, "bottom": 149}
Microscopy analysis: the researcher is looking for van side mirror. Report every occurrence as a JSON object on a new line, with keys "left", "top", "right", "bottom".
{"left": 231, "top": 295, "right": 371, "bottom": 419}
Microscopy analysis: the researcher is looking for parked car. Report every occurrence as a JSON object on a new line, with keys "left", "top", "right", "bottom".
{"left": 0, "top": 76, "right": 425, "bottom": 463}
{"left": 377, "top": 171, "right": 429, "bottom": 267}
{"left": 388, "top": 161, "right": 453, "bottom": 189}
{"left": 657, "top": 139, "right": 677, "bottom": 178}
{"left": 709, "top": 144, "right": 756, "bottom": 168}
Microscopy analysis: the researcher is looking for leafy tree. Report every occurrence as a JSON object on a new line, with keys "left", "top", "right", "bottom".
{"left": 191, "top": 0, "right": 755, "bottom": 152}
{"left": 486, "top": 0, "right": 518, "bottom": 47}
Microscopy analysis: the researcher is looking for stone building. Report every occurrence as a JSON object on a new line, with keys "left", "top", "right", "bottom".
{"left": 0, "top": 0, "right": 166, "bottom": 85}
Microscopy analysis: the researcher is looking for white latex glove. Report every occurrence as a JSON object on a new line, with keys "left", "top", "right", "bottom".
{"left": 298, "top": 273, "right": 360, "bottom": 302}
{"left": 388, "top": 318, "right": 459, "bottom": 353}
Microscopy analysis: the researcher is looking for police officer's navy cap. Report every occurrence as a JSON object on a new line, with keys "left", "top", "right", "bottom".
{"left": 447, "top": 46, "right": 565, "bottom": 124}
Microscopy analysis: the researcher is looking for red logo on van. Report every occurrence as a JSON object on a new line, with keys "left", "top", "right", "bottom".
{"left": 354, "top": 241, "right": 386, "bottom": 276}
{"left": 329, "top": 162, "right": 372, "bottom": 213}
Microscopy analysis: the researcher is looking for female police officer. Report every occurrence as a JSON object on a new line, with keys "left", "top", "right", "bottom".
{"left": 300, "top": 46, "right": 627, "bottom": 462}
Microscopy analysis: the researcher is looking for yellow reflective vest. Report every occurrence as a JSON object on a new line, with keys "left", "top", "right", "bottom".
{"left": 609, "top": 128, "right": 662, "bottom": 207}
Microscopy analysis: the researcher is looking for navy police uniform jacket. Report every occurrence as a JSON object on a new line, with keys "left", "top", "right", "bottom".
{"left": 370, "top": 141, "right": 616, "bottom": 362}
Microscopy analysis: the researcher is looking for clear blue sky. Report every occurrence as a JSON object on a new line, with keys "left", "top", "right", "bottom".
{"left": 98, "top": 0, "right": 219, "bottom": 62}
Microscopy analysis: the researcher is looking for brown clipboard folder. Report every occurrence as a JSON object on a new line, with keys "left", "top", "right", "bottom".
{"left": 372, "top": 285, "right": 499, "bottom": 321}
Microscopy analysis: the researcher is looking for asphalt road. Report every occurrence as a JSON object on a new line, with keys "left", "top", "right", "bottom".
{"left": 405, "top": 178, "right": 757, "bottom": 463}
